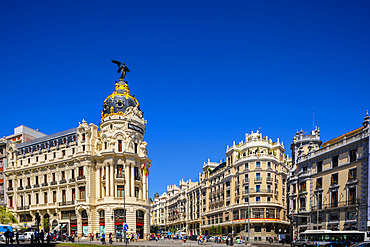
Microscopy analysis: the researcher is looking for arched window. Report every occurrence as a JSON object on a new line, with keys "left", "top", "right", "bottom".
{"left": 81, "top": 210, "right": 88, "bottom": 219}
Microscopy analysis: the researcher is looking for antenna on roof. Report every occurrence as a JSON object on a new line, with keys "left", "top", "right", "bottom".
{"left": 313, "top": 110, "right": 315, "bottom": 130}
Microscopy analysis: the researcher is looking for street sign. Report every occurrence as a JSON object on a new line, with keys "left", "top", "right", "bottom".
{"left": 123, "top": 224, "right": 128, "bottom": 231}
{"left": 23, "top": 222, "right": 27, "bottom": 228}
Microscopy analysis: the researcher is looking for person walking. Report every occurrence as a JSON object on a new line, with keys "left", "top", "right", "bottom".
{"left": 109, "top": 232, "right": 113, "bottom": 244}
{"left": 101, "top": 233, "right": 106, "bottom": 244}
{"left": 15, "top": 230, "right": 19, "bottom": 245}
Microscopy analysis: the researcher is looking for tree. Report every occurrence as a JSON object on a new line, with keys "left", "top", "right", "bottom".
{"left": 216, "top": 225, "right": 222, "bottom": 235}
{"left": 0, "top": 206, "right": 17, "bottom": 224}
{"left": 42, "top": 218, "right": 50, "bottom": 232}
{"left": 210, "top": 225, "right": 216, "bottom": 235}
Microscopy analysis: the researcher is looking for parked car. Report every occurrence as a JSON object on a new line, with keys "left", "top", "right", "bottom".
{"left": 0, "top": 233, "right": 26, "bottom": 242}
{"left": 291, "top": 239, "right": 315, "bottom": 247}
{"left": 23, "top": 232, "right": 34, "bottom": 241}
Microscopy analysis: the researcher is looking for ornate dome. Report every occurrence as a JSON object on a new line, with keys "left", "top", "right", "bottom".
{"left": 101, "top": 78, "right": 140, "bottom": 120}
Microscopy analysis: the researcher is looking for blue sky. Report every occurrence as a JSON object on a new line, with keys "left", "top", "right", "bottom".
{"left": 1, "top": 0, "right": 369, "bottom": 197}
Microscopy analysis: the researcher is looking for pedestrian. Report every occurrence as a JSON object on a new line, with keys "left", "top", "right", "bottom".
{"left": 10, "top": 230, "right": 14, "bottom": 245}
{"left": 15, "top": 230, "right": 19, "bottom": 245}
{"left": 109, "top": 232, "right": 113, "bottom": 244}
{"left": 40, "top": 230, "right": 44, "bottom": 244}
{"left": 101, "top": 233, "right": 106, "bottom": 244}
{"left": 226, "top": 236, "right": 229, "bottom": 246}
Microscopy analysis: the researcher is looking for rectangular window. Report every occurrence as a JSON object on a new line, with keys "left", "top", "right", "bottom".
{"left": 62, "top": 190, "right": 66, "bottom": 202}
{"left": 134, "top": 143, "right": 138, "bottom": 154}
{"left": 19, "top": 179, "right": 22, "bottom": 187}
{"left": 331, "top": 173, "right": 338, "bottom": 185}
{"left": 332, "top": 155, "right": 339, "bottom": 168}
{"left": 317, "top": 161, "right": 323, "bottom": 172}
{"left": 72, "top": 188, "right": 75, "bottom": 201}
{"left": 78, "top": 167, "right": 83, "bottom": 176}
{"left": 256, "top": 173, "right": 261, "bottom": 181}
{"left": 255, "top": 226, "right": 261, "bottom": 232}
{"left": 79, "top": 187, "right": 86, "bottom": 199}
{"left": 256, "top": 185, "right": 260, "bottom": 192}
{"left": 245, "top": 163, "right": 249, "bottom": 169}
{"left": 62, "top": 150, "right": 65, "bottom": 156}
{"left": 316, "top": 178, "right": 322, "bottom": 189}
{"left": 117, "top": 185, "right": 125, "bottom": 197}
{"left": 28, "top": 195, "right": 31, "bottom": 205}
{"left": 300, "top": 182, "right": 306, "bottom": 192}
{"left": 27, "top": 178, "right": 30, "bottom": 186}
{"left": 53, "top": 191, "right": 56, "bottom": 203}
{"left": 118, "top": 140, "right": 122, "bottom": 152}
{"left": 331, "top": 191, "right": 338, "bottom": 207}
{"left": 256, "top": 161, "right": 261, "bottom": 168}
{"left": 35, "top": 176, "right": 38, "bottom": 185}
{"left": 52, "top": 173, "right": 55, "bottom": 182}
{"left": 134, "top": 167, "right": 140, "bottom": 180}
{"left": 267, "top": 162, "right": 271, "bottom": 168}
{"left": 36, "top": 193, "right": 39, "bottom": 204}
{"left": 71, "top": 170, "right": 75, "bottom": 179}
{"left": 135, "top": 187, "right": 139, "bottom": 198}
{"left": 350, "top": 149, "right": 357, "bottom": 162}
{"left": 245, "top": 174, "right": 248, "bottom": 182}
{"left": 330, "top": 213, "right": 339, "bottom": 221}
{"left": 45, "top": 154, "right": 47, "bottom": 160}
{"left": 9, "top": 180, "right": 12, "bottom": 188}
{"left": 61, "top": 171, "right": 65, "bottom": 180}
{"left": 9, "top": 197, "right": 12, "bottom": 207}
{"left": 44, "top": 192, "right": 48, "bottom": 204}
{"left": 348, "top": 168, "right": 357, "bottom": 180}
{"left": 44, "top": 174, "right": 47, "bottom": 183}
{"left": 117, "top": 165, "right": 124, "bottom": 176}
{"left": 256, "top": 197, "right": 260, "bottom": 202}
{"left": 82, "top": 133, "right": 86, "bottom": 142}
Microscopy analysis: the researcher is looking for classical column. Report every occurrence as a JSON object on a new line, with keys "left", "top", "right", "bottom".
{"left": 125, "top": 164, "right": 130, "bottom": 197}
{"left": 105, "top": 165, "right": 109, "bottom": 197}
{"left": 131, "top": 165, "right": 135, "bottom": 197}
{"left": 110, "top": 163, "right": 114, "bottom": 197}
{"left": 97, "top": 166, "right": 101, "bottom": 198}
{"left": 143, "top": 169, "right": 147, "bottom": 200}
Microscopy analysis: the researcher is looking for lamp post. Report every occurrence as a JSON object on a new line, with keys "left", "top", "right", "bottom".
{"left": 124, "top": 178, "right": 127, "bottom": 247}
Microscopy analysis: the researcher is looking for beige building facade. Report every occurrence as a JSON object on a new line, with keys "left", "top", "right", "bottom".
{"left": 5, "top": 71, "right": 151, "bottom": 238}
{"left": 287, "top": 112, "right": 370, "bottom": 237}
{"left": 153, "top": 131, "right": 290, "bottom": 242}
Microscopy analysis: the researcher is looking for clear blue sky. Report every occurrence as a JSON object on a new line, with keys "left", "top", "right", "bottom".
{"left": 1, "top": 0, "right": 369, "bottom": 197}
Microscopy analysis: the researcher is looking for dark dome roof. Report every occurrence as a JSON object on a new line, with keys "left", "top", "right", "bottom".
{"left": 101, "top": 79, "right": 140, "bottom": 119}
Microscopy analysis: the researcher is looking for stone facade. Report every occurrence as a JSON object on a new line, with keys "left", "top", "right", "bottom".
{"left": 287, "top": 112, "right": 370, "bottom": 238}
{"left": 5, "top": 73, "right": 151, "bottom": 239}
{"left": 152, "top": 131, "right": 291, "bottom": 242}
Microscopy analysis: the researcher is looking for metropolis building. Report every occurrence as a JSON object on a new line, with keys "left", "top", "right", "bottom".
{"left": 5, "top": 64, "right": 151, "bottom": 238}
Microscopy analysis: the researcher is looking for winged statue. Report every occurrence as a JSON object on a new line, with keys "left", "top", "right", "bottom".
{"left": 111, "top": 59, "right": 130, "bottom": 79}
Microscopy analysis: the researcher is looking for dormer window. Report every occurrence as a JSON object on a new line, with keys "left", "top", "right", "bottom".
{"left": 117, "top": 100, "right": 124, "bottom": 108}
{"left": 54, "top": 140, "right": 57, "bottom": 146}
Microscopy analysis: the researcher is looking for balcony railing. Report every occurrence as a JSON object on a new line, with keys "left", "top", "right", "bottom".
{"left": 254, "top": 178, "right": 262, "bottom": 182}
{"left": 8, "top": 187, "right": 13, "bottom": 191}
{"left": 249, "top": 189, "right": 273, "bottom": 194}
{"left": 25, "top": 185, "right": 32, "bottom": 189}
{"left": 312, "top": 199, "right": 360, "bottom": 210}
{"left": 59, "top": 179, "right": 67, "bottom": 184}
{"left": 17, "top": 205, "right": 29, "bottom": 210}
{"left": 41, "top": 183, "right": 48, "bottom": 187}
{"left": 17, "top": 187, "right": 24, "bottom": 190}
{"left": 266, "top": 177, "right": 273, "bottom": 182}
{"left": 33, "top": 184, "right": 39, "bottom": 188}
{"left": 77, "top": 175, "right": 86, "bottom": 180}
{"left": 50, "top": 181, "right": 57, "bottom": 185}
{"left": 116, "top": 174, "right": 124, "bottom": 178}
{"left": 69, "top": 178, "right": 75, "bottom": 182}
{"left": 59, "top": 201, "right": 74, "bottom": 206}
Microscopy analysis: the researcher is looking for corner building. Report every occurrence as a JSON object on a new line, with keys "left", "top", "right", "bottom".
{"left": 287, "top": 112, "right": 370, "bottom": 237}
{"left": 5, "top": 72, "right": 151, "bottom": 238}
{"left": 200, "top": 131, "right": 290, "bottom": 240}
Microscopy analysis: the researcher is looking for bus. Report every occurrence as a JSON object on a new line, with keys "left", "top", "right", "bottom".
{"left": 300, "top": 230, "right": 370, "bottom": 246}
{"left": 0, "top": 225, "right": 13, "bottom": 234}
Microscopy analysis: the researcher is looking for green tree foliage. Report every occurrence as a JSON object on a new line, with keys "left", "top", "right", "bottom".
{"left": 0, "top": 206, "right": 17, "bottom": 224}
{"left": 210, "top": 225, "right": 216, "bottom": 235}
{"left": 42, "top": 218, "right": 50, "bottom": 232}
{"left": 216, "top": 225, "right": 222, "bottom": 235}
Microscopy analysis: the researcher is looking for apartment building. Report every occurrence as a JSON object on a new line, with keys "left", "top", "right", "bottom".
{"left": 287, "top": 112, "right": 370, "bottom": 237}
{"left": 0, "top": 126, "right": 45, "bottom": 205}
{"left": 5, "top": 71, "right": 151, "bottom": 238}
{"left": 151, "top": 192, "right": 168, "bottom": 230}
{"left": 153, "top": 131, "right": 290, "bottom": 241}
